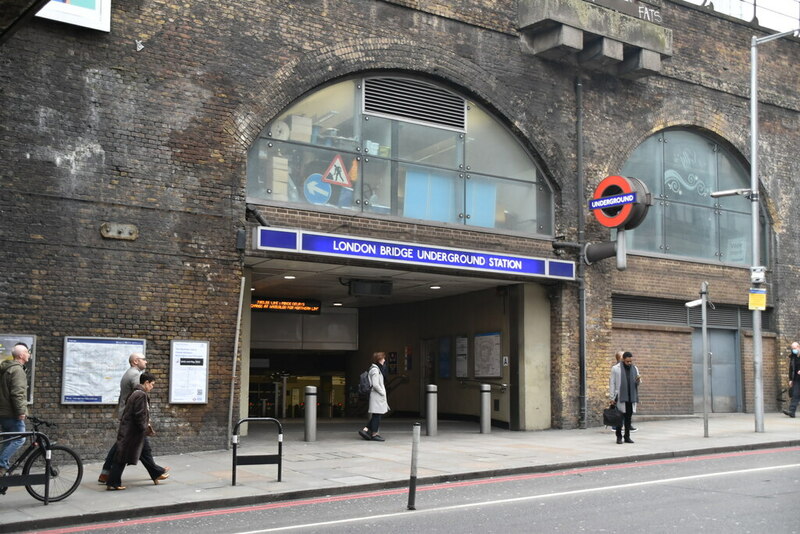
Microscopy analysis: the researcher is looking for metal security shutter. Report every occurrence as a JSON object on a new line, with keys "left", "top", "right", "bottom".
{"left": 363, "top": 77, "right": 466, "bottom": 131}
{"left": 612, "top": 296, "right": 687, "bottom": 325}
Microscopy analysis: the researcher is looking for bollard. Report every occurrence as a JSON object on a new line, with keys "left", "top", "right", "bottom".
{"left": 425, "top": 384, "right": 438, "bottom": 436}
{"left": 480, "top": 383, "right": 491, "bottom": 434}
{"left": 407, "top": 422, "right": 421, "bottom": 510}
{"left": 304, "top": 386, "right": 317, "bottom": 442}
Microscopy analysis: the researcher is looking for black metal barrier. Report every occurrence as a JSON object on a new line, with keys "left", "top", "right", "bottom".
{"left": 231, "top": 417, "right": 283, "bottom": 486}
{"left": 0, "top": 431, "right": 52, "bottom": 504}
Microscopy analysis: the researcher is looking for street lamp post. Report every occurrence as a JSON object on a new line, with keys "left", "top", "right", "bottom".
{"left": 749, "top": 28, "right": 799, "bottom": 433}
{"left": 711, "top": 28, "right": 799, "bottom": 433}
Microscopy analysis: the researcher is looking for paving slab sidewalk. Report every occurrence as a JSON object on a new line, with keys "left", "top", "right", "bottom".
{"left": 2, "top": 413, "right": 798, "bottom": 533}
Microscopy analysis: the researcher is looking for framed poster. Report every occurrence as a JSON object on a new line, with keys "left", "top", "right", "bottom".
{"left": 455, "top": 335, "right": 469, "bottom": 378}
{"left": 169, "top": 340, "right": 209, "bottom": 404}
{"left": 474, "top": 332, "right": 502, "bottom": 378}
{"left": 0, "top": 334, "right": 37, "bottom": 404}
{"left": 62, "top": 337, "right": 146, "bottom": 404}
{"left": 36, "top": 0, "right": 111, "bottom": 32}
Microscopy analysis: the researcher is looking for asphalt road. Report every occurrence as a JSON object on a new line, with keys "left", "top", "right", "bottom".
{"left": 31, "top": 446, "right": 800, "bottom": 534}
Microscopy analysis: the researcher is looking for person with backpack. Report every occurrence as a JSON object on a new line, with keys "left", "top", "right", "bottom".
{"left": 358, "top": 352, "right": 389, "bottom": 442}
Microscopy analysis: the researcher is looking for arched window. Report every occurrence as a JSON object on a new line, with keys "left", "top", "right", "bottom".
{"left": 621, "top": 129, "right": 768, "bottom": 265}
{"left": 247, "top": 77, "right": 553, "bottom": 235}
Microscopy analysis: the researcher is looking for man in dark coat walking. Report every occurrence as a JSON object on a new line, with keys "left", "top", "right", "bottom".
{"left": 106, "top": 372, "right": 169, "bottom": 490}
{"left": 784, "top": 341, "right": 800, "bottom": 418}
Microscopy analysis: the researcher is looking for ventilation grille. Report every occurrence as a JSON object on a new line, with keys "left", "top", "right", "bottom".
{"left": 363, "top": 77, "right": 466, "bottom": 131}
{"left": 613, "top": 296, "right": 772, "bottom": 331}
{"left": 612, "top": 296, "right": 687, "bottom": 325}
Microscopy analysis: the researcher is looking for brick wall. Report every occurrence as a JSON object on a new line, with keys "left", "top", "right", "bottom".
{"left": 1, "top": 0, "right": 798, "bottom": 452}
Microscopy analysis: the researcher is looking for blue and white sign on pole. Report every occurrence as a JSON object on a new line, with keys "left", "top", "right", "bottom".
{"left": 254, "top": 227, "right": 575, "bottom": 280}
{"left": 303, "top": 173, "right": 332, "bottom": 204}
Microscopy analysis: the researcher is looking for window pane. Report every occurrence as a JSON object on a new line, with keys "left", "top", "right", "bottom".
{"left": 664, "top": 202, "right": 717, "bottom": 261}
{"left": 625, "top": 201, "right": 663, "bottom": 254}
{"left": 396, "top": 121, "right": 459, "bottom": 168}
{"left": 663, "top": 131, "right": 715, "bottom": 207}
{"left": 247, "top": 140, "right": 361, "bottom": 210}
{"left": 466, "top": 174, "right": 546, "bottom": 234}
{"left": 621, "top": 134, "right": 662, "bottom": 197}
{"left": 271, "top": 81, "right": 358, "bottom": 150}
{"left": 717, "top": 149, "right": 750, "bottom": 212}
{"left": 398, "top": 164, "right": 461, "bottom": 224}
{"left": 362, "top": 116, "right": 392, "bottom": 158}
{"left": 361, "top": 158, "right": 392, "bottom": 215}
{"left": 465, "top": 104, "right": 536, "bottom": 182}
{"left": 719, "top": 210, "right": 751, "bottom": 265}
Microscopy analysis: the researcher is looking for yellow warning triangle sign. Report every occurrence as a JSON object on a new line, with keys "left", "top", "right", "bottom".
{"left": 322, "top": 155, "right": 352, "bottom": 187}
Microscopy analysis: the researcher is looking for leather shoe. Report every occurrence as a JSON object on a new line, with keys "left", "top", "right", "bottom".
{"left": 783, "top": 410, "right": 795, "bottom": 418}
{"left": 624, "top": 437, "right": 634, "bottom": 443}
{"left": 616, "top": 437, "right": 623, "bottom": 444}
{"left": 106, "top": 485, "right": 126, "bottom": 491}
{"left": 97, "top": 474, "right": 108, "bottom": 484}
{"left": 371, "top": 434, "right": 385, "bottom": 442}
{"left": 358, "top": 429, "right": 371, "bottom": 441}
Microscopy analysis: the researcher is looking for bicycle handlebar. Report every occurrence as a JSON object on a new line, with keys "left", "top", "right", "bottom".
{"left": 27, "top": 416, "right": 56, "bottom": 429}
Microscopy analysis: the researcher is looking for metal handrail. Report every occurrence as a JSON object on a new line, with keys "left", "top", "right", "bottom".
{"left": 458, "top": 378, "right": 507, "bottom": 392}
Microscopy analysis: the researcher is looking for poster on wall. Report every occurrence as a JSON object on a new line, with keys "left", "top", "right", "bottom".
{"left": 61, "top": 337, "right": 146, "bottom": 404}
{"left": 455, "top": 335, "right": 468, "bottom": 378}
{"left": 36, "top": 0, "right": 111, "bottom": 32}
{"left": 0, "top": 334, "right": 37, "bottom": 404}
{"left": 438, "top": 337, "right": 451, "bottom": 379}
{"left": 474, "top": 332, "right": 501, "bottom": 378}
{"left": 169, "top": 340, "right": 209, "bottom": 404}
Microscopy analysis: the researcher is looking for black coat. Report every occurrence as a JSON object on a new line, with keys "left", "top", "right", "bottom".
{"left": 114, "top": 385, "right": 149, "bottom": 465}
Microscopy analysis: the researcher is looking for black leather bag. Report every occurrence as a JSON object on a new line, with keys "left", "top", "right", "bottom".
{"left": 603, "top": 404, "right": 622, "bottom": 427}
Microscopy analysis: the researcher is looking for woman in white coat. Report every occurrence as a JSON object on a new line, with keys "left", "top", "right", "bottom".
{"left": 359, "top": 352, "right": 389, "bottom": 441}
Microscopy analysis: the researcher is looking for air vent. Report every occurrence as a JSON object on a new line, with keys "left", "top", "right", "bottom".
{"left": 612, "top": 296, "right": 687, "bottom": 325}
{"left": 363, "top": 77, "right": 466, "bottom": 131}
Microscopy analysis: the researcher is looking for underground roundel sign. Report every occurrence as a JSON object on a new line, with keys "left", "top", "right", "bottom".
{"left": 590, "top": 175, "right": 652, "bottom": 230}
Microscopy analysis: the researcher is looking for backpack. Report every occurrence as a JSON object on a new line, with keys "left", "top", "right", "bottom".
{"left": 357, "top": 368, "right": 372, "bottom": 396}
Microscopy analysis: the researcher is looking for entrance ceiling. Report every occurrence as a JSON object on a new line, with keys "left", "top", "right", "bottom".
{"left": 246, "top": 257, "right": 519, "bottom": 309}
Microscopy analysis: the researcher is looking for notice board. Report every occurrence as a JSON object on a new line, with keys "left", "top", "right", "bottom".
{"left": 61, "top": 337, "right": 146, "bottom": 404}
{"left": 169, "top": 340, "right": 209, "bottom": 404}
{"left": 474, "top": 332, "right": 501, "bottom": 378}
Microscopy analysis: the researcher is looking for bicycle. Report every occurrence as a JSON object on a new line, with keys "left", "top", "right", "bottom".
{"left": 0, "top": 416, "right": 83, "bottom": 502}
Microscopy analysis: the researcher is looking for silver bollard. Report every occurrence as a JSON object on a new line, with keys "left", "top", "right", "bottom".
{"left": 304, "top": 386, "right": 317, "bottom": 442}
{"left": 426, "top": 384, "right": 438, "bottom": 436}
{"left": 480, "top": 383, "right": 491, "bottom": 434}
{"left": 407, "top": 422, "right": 421, "bottom": 510}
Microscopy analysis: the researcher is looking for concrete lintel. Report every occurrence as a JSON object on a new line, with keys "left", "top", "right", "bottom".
{"left": 519, "top": 0, "right": 672, "bottom": 57}
{"left": 618, "top": 48, "right": 662, "bottom": 79}
{"left": 520, "top": 23, "right": 583, "bottom": 60}
{"left": 578, "top": 37, "right": 624, "bottom": 69}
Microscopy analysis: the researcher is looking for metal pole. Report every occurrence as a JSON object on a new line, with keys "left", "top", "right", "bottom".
{"left": 480, "top": 384, "right": 491, "bottom": 433}
{"left": 748, "top": 27, "right": 799, "bottom": 433}
{"left": 701, "top": 282, "right": 710, "bottom": 438}
{"left": 227, "top": 276, "right": 246, "bottom": 450}
{"left": 407, "top": 422, "right": 421, "bottom": 510}
{"left": 425, "top": 384, "right": 437, "bottom": 436}
{"left": 304, "top": 386, "right": 317, "bottom": 442}
{"left": 281, "top": 375, "right": 288, "bottom": 419}
{"left": 750, "top": 35, "right": 763, "bottom": 433}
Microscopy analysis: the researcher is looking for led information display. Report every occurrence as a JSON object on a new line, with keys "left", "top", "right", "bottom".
{"left": 251, "top": 298, "right": 322, "bottom": 314}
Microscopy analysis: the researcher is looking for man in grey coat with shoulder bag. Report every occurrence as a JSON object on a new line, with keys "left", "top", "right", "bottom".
{"left": 609, "top": 351, "right": 641, "bottom": 444}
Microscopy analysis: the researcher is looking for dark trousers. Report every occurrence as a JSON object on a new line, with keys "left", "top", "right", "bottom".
{"left": 366, "top": 413, "right": 382, "bottom": 434}
{"left": 100, "top": 443, "right": 116, "bottom": 475}
{"left": 106, "top": 438, "right": 165, "bottom": 487}
{"left": 789, "top": 381, "right": 800, "bottom": 415}
{"left": 615, "top": 402, "right": 633, "bottom": 439}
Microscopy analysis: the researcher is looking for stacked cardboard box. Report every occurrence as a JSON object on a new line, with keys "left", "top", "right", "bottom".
{"left": 271, "top": 156, "right": 290, "bottom": 201}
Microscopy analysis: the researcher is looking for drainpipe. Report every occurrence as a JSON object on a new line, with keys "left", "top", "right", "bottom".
{"left": 576, "top": 76, "right": 587, "bottom": 429}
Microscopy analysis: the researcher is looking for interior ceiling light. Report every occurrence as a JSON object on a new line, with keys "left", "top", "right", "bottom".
{"left": 332, "top": 302, "right": 343, "bottom": 307}
{"left": 429, "top": 285, "right": 441, "bottom": 290}
{"left": 283, "top": 275, "right": 296, "bottom": 280}
{"left": 250, "top": 287, "right": 255, "bottom": 291}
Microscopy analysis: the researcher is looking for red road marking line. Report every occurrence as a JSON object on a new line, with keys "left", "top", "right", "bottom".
{"left": 31, "top": 446, "right": 800, "bottom": 534}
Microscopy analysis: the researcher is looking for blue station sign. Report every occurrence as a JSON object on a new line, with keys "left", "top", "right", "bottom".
{"left": 254, "top": 227, "right": 575, "bottom": 280}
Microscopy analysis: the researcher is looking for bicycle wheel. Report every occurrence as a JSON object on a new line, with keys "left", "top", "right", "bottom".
{"left": 23, "top": 445, "right": 83, "bottom": 502}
